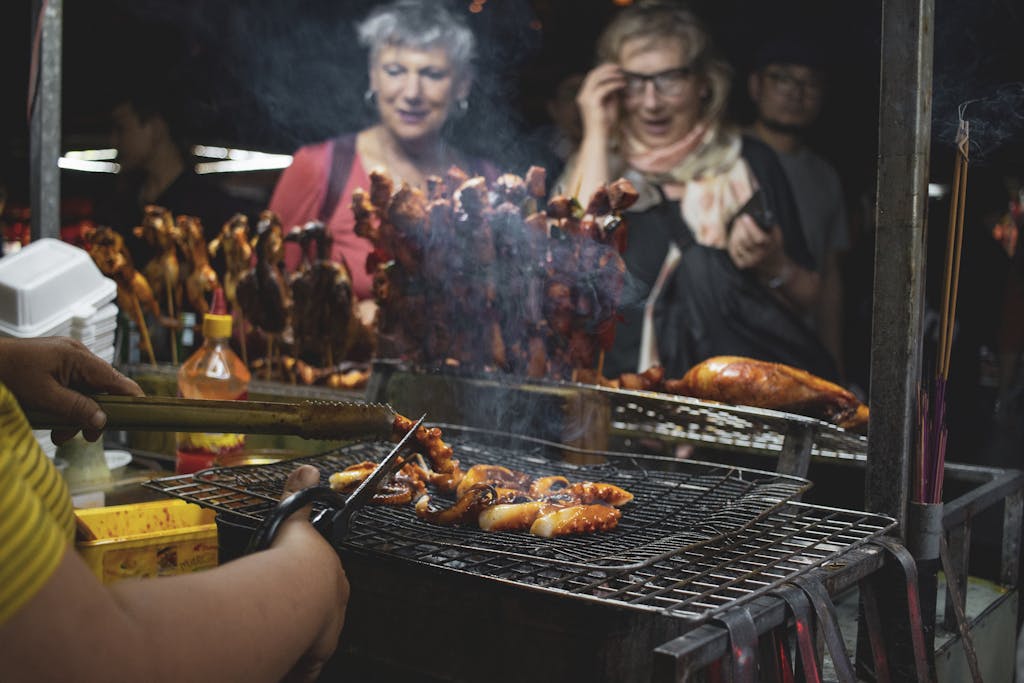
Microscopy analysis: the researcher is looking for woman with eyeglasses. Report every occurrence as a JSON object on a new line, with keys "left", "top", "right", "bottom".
{"left": 561, "top": 1, "right": 838, "bottom": 381}
{"left": 269, "top": 0, "right": 496, "bottom": 313}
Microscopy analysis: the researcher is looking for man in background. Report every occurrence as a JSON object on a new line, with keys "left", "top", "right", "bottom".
{"left": 94, "top": 79, "right": 244, "bottom": 268}
{"left": 747, "top": 36, "right": 850, "bottom": 376}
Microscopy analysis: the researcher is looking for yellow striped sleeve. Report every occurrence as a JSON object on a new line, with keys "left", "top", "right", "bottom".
{"left": 0, "top": 383, "right": 74, "bottom": 624}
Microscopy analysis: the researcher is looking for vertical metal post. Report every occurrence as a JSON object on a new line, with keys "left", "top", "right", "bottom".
{"left": 865, "top": 0, "right": 934, "bottom": 531}
{"left": 858, "top": 1, "right": 936, "bottom": 677}
{"left": 29, "top": 0, "right": 62, "bottom": 240}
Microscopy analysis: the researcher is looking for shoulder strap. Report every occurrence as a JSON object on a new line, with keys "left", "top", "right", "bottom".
{"left": 318, "top": 134, "right": 358, "bottom": 223}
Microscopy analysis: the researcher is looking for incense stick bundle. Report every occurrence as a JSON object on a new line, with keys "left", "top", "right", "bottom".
{"left": 939, "top": 120, "right": 970, "bottom": 378}
{"left": 918, "top": 117, "right": 969, "bottom": 504}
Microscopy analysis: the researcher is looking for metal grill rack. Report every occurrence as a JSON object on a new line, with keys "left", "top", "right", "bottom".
{"left": 365, "top": 362, "right": 869, "bottom": 473}
{"left": 145, "top": 430, "right": 892, "bottom": 625}
{"left": 604, "top": 387, "right": 868, "bottom": 462}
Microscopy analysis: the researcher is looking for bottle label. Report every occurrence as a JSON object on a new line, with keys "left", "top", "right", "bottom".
{"left": 175, "top": 391, "right": 249, "bottom": 473}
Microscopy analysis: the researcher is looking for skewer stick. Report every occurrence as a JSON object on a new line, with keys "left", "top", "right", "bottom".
{"left": 164, "top": 274, "right": 178, "bottom": 365}
{"left": 131, "top": 296, "right": 157, "bottom": 366}
{"left": 237, "top": 308, "right": 249, "bottom": 367}
{"left": 943, "top": 122, "right": 970, "bottom": 379}
{"left": 572, "top": 174, "right": 583, "bottom": 201}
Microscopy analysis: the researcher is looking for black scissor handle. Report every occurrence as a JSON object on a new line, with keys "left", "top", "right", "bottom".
{"left": 246, "top": 486, "right": 348, "bottom": 554}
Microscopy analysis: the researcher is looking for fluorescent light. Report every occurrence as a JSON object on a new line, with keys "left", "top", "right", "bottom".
{"left": 192, "top": 145, "right": 231, "bottom": 159}
{"left": 58, "top": 157, "right": 120, "bottom": 173}
{"left": 63, "top": 148, "right": 118, "bottom": 161}
{"left": 58, "top": 145, "right": 293, "bottom": 174}
{"left": 928, "top": 183, "right": 949, "bottom": 199}
{"left": 195, "top": 155, "right": 293, "bottom": 174}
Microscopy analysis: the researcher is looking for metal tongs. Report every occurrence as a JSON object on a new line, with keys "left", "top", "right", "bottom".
{"left": 246, "top": 414, "right": 426, "bottom": 553}
{"left": 26, "top": 394, "right": 396, "bottom": 442}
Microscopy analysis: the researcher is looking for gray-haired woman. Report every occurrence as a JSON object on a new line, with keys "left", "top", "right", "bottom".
{"left": 269, "top": 0, "right": 495, "bottom": 304}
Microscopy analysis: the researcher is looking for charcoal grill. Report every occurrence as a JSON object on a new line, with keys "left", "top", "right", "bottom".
{"left": 145, "top": 426, "right": 894, "bottom": 681}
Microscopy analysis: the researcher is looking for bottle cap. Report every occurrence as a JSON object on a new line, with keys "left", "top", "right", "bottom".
{"left": 203, "top": 287, "right": 233, "bottom": 338}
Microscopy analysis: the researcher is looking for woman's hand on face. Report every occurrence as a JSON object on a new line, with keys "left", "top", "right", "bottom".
{"left": 274, "top": 465, "right": 350, "bottom": 683}
{"left": 726, "top": 216, "right": 786, "bottom": 273}
{"left": 576, "top": 62, "right": 626, "bottom": 140}
{"left": 0, "top": 336, "right": 144, "bottom": 443}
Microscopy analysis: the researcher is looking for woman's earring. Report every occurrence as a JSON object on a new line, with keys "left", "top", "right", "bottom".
{"left": 364, "top": 89, "right": 378, "bottom": 107}
{"left": 457, "top": 98, "right": 469, "bottom": 114}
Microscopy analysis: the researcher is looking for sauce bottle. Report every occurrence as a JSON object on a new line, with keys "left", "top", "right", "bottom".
{"left": 175, "top": 288, "right": 251, "bottom": 474}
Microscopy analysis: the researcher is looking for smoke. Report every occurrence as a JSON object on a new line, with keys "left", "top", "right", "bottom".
{"left": 932, "top": 0, "right": 1024, "bottom": 164}
{"left": 100, "top": 1, "right": 545, "bottom": 162}
{"left": 932, "top": 84, "right": 1024, "bottom": 164}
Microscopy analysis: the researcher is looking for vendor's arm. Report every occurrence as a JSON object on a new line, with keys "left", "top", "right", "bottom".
{"left": 727, "top": 215, "right": 821, "bottom": 312}
{"left": 0, "top": 466, "right": 348, "bottom": 683}
{"left": 0, "top": 336, "right": 143, "bottom": 443}
{"left": 561, "top": 63, "right": 625, "bottom": 202}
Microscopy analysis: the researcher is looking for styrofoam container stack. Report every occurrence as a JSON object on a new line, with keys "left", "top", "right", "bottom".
{"left": 0, "top": 239, "right": 120, "bottom": 456}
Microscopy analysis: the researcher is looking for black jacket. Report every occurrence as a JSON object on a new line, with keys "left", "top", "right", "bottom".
{"left": 605, "top": 135, "right": 838, "bottom": 380}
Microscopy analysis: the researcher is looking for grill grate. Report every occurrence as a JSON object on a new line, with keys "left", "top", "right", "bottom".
{"left": 144, "top": 429, "right": 892, "bottom": 623}
{"left": 606, "top": 387, "right": 868, "bottom": 461}
{"left": 367, "top": 362, "right": 868, "bottom": 464}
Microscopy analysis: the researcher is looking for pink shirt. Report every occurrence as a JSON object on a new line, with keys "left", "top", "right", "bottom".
{"left": 269, "top": 140, "right": 374, "bottom": 300}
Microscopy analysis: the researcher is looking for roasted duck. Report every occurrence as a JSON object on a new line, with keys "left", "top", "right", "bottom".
{"left": 663, "top": 356, "right": 869, "bottom": 430}
{"left": 173, "top": 215, "right": 219, "bottom": 317}
{"left": 208, "top": 213, "right": 253, "bottom": 311}
{"left": 236, "top": 211, "right": 290, "bottom": 375}
{"left": 82, "top": 225, "right": 162, "bottom": 364}
{"left": 133, "top": 205, "right": 182, "bottom": 320}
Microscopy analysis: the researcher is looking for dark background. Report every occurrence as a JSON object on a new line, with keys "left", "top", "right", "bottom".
{"left": 2, "top": 0, "right": 1022, "bottom": 209}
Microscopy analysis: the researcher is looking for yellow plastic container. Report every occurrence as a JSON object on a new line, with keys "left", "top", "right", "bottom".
{"left": 75, "top": 500, "right": 218, "bottom": 583}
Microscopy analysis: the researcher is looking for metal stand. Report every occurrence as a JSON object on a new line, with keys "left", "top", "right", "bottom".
{"left": 29, "top": 0, "right": 62, "bottom": 241}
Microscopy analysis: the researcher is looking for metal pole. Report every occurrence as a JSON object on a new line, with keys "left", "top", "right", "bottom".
{"left": 865, "top": 0, "right": 934, "bottom": 531}
{"left": 857, "top": 0, "right": 935, "bottom": 678}
{"left": 29, "top": 0, "right": 62, "bottom": 241}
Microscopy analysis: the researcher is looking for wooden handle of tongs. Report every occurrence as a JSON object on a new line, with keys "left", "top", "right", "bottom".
{"left": 26, "top": 395, "right": 396, "bottom": 441}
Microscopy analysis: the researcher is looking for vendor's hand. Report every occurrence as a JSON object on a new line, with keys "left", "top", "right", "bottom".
{"left": 726, "top": 216, "right": 786, "bottom": 275}
{"left": 274, "top": 465, "right": 349, "bottom": 683}
{"left": 0, "top": 336, "right": 143, "bottom": 444}
{"left": 577, "top": 62, "right": 626, "bottom": 140}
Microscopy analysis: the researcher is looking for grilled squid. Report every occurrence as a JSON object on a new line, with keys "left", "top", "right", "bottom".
{"left": 328, "top": 461, "right": 376, "bottom": 491}
{"left": 406, "top": 454, "right": 464, "bottom": 494}
{"left": 478, "top": 500, "right": 564, "bottom": 532}
{"left": 456, "top": 464, "right": 533, "bottom": 498}
{"left": 529, "top": 475, "right": 570, "bottom": 498}
{"left": 371, "top": 482, "right": 417, "bottom": 505}
{"left": 415, "top": 483, "right": 498, "bottom": 525}
{"left": 562, "top": 482, "right": 634, "bottom": 507}
{"left": 529, "top": 504, "right": 622, "bottom": 538}
{"left": 394, "top": 414, "right": 458, "bottom": 474}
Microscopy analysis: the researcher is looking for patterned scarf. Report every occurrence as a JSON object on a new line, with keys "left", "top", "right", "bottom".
{"left": 620, "top": 122, "right": 755, "bottom": 248}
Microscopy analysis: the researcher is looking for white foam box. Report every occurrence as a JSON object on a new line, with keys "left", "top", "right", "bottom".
{"left": 0, "top": 239, "right": 117, "bottom": 339}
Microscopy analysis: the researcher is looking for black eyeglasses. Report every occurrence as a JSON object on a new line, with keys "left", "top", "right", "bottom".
{"left": 763, "top": 70, "right": 823, "bottom": 97}
{"left": 621, "top": 66, "right": 696, "bottom": 98}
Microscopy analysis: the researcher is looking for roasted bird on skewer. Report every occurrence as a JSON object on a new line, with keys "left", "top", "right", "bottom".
{"left": 663, "top": 356, "right": 870, "bottom": 430}
{"left": 173, "top": 215, "right": 220, "bottom": 318}
{"left": 352, "top": 165, "right": 638, "bottom": 380}
{"left": 327, "top": 415, "right": 634, "bottom": 537}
